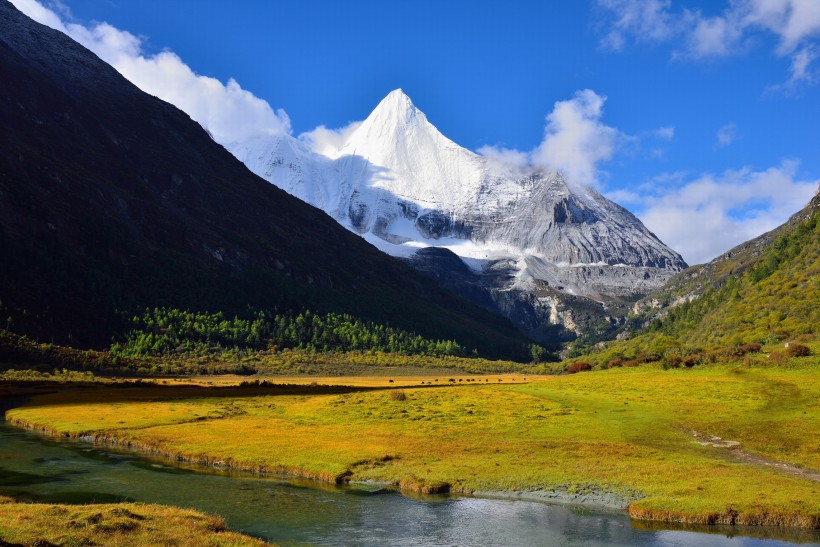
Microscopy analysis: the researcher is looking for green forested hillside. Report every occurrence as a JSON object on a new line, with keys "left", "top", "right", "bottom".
{"left": 111, "top": 308, "right": 469, "bottom": 357}
{"left": 650, "top": 209, "right": 818, "bottom": 347}
{"left": 581, "top": 192, "right": 819, "bottom": 367}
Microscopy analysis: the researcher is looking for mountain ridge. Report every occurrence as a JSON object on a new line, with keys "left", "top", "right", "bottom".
{"left": 0, "top": 1, "right": 528, "bottom": 358}
{"left": 228, "top": 88, "right": 687, "bottom": 344}
{"left": 229, "top": 89, "right": 686, "bottom": 274}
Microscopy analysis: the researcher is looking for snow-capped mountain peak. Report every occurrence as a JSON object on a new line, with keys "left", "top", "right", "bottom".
{"left": 226, "top": 89, "right": 686, "bottom": 302}
{"left": 352, "top": 88, "right": 424, "bottom": 132}
{"left": 334, "top": 89, "right": 483, "bottom": 210}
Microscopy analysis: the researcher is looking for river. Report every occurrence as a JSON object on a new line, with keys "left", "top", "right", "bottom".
{"left": 0, "top": 423, "right": 816, "bottom": 546}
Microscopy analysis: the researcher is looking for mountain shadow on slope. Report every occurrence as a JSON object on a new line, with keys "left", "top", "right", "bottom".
{"left": 0, "top": 1, "right": 528, "bottom": 359}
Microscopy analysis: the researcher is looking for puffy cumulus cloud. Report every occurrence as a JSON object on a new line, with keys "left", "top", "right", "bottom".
{"left": 10, "top": 0, "right": 291, "bottom": 144}
{"left": 299, "top": 122, "right": 362, "bottom": 157}
{"left": 596, "top": 0, "right": 820, "bottom": 89}
{"left": 633, "top": 161, "right": 817, "bottom": 264}
{"left": 532, "top": 90, "right": 623, "bottom": 187}
{"left": 475, "top": 90, "right": 625, "bottom": 187}
{"left": 716, "top": 122, "right": 738, "bottom": 148}
{"left": 475, "top": 90, "right": 624, "bottom": 187}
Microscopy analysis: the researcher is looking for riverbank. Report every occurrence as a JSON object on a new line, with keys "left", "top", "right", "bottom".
{"left": 3, "top": 364, "right": 819, "bottom": 529}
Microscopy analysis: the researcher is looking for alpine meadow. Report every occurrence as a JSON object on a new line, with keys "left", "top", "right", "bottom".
{"left": 1, "top": 1, "right": 818, "bottom": 545}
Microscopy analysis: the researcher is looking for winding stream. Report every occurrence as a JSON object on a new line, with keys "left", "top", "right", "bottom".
{"left": 0, "top": 423, "right": 816, "bottom": 546}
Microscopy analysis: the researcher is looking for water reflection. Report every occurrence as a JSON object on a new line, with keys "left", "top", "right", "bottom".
{"left": 0, "top": 424, "right": 816, "bottom": 546}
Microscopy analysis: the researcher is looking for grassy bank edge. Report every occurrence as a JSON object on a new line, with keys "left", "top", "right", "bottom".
{"left": 5, "top": 411, "right": 818, "bottom": 530}
{"left": 0, "top": 495, "right": 268, "bottom": 546}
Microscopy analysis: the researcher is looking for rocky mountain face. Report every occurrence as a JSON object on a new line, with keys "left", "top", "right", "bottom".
{"left": 0, "top": 1, "right": 528, "bottom": 358}
{"left": 228, "top": 90, "right": 687, "bottom": 344}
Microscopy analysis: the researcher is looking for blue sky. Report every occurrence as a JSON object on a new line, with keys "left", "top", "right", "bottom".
{"left": 12, "top": 0, "right": 820, "bottom": 264}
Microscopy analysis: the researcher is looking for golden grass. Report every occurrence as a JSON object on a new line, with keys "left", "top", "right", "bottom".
{"left": 145, "top": 374, "right": 533, "bottom": 388}
{"left": 0, "top": 496, "right": 268, "bottom": 546}
{"left": 5, "top": 362, "right": 819, "bottom": 528}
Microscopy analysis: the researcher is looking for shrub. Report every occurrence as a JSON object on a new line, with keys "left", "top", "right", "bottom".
{"left": 566, "top": 361, "right": 592, "bottom": 374}
{"left": 682, "top": 354, "right": 701, "bottom": 368}
{"left": 636, "top": 352, "right": 661, "bottom": 363}
{"left": 785, "top": 344, "right": 810, "bottom": 358}
{"left": 662, "top": 355, "right": 682, "bottom": 369}
{"left": 726, "top": 343, "right": 763, "bottom": 358}
{"left": 623, "top": 360, "right": 639, "bottom": 367}
{"left": 608, "top": 358, "right": 624, "bottom": 368}
{"left": 740, "top": 343, "right": 762, "bottom": 354}
{"left": 390, "top": 390, "right": 407, "bottom": 401}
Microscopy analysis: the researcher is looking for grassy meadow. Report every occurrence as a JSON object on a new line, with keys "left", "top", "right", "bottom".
{"left": 0, "top": 496, "right": 266, "bottom": 546}
{"left": 4, "top": 359, "right": 818, "bottom": 529}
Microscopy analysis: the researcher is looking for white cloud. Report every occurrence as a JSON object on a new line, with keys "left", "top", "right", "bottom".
{"left": 475, "top": 90, "right": 624, "bottom": 187}
{"left": 716, "top": 123, "right": 738, "bottom": 148}
{"left": 476, "top": 145, "right": 531, "bottom": 170}
{"left": 596, "top": 0, "right": 820, "bottom": 89}
{"left": 532, "top": 90, "right": 623, "bottom": 187}
{"left": 789, "top": 45, "right": 818, "bottom": 81}
{"left": 10, "top": 0, "right": 291, "bottom": 144}
{"left": 604, "top": 188, "right": 643, "bottom": 205}
{"left": 299, "top": 122, "right": 362, "bottom": 157}
{"left": 685, "top": 12, "right": 745, "bottom": 58}
{"left": 596, "top": 0, "right": 676, "bottom": 51}
{"left": 634, "top": 160, "right": 817, "bottom": 264}
{"left": 653, "top": 125, "right": 675, "bottom": 140}
{"left": 742, "top": 0, "right": 820, "bottom": 54}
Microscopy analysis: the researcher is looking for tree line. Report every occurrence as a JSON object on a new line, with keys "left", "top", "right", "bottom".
{"left": 110, "top": 308, "right": 469, "bottom": 358}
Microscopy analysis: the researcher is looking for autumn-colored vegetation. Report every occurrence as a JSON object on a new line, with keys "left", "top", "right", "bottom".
{"left": 5, "top": 360, "right": 818, "bottom": 528}
{"left": 566, "top": 361, "right": 592, "bottom": 373}
{"left": 0, "top": 496, "right": 267, "bottom": 546}
{"left": 578, "top": 210, "right": 818, "bottom": 371}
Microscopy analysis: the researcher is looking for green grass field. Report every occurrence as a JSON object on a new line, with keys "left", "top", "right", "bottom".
{"left": 5, "top": 359, "right": 818, "bottom": 529}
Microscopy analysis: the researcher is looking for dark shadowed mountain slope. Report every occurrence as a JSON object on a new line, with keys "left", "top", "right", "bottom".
{"left": 0, "top": 1, "right": 527, "bottom": 358}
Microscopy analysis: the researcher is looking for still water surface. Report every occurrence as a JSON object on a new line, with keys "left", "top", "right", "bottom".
{"left": 0, "top": 423, "right": 816, "bottom": 546}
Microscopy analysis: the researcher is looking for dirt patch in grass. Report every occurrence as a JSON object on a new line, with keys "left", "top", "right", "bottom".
{"left": 685, "top": 429, "right": 820, "bottom": 482}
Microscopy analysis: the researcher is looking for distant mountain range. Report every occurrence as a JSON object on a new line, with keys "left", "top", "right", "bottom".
{"left": 227, "top": 89, "right": 687, "bottom": 344}
{"left": 0, "top": 1, "right": 528, "bottom": 358}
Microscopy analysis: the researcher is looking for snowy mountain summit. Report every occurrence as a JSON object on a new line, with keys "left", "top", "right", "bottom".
{"left": 228, "top": 90, "right": 687, "bottom": 340}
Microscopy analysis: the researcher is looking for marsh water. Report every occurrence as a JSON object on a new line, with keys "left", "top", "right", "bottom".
{"left": 0, "top": 423, "right": 816, "bottom": 546}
